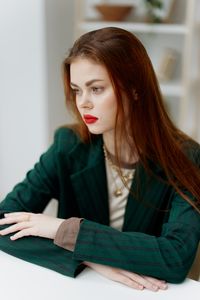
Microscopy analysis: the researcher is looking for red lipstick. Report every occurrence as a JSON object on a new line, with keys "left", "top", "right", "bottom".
{"left": 83, "top": 114, "right": 98, "bottom": 124}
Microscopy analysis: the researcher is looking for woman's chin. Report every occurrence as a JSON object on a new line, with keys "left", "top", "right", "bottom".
{"left": 87, "top": 128, "right": 103, "bottom": 135}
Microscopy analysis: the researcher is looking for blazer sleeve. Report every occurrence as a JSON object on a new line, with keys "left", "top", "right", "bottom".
{"left": 0, "top": 224, "right": 84, "bottom": 277}
{"left": 72, "top": 191, "right": 200, "bottom": 283}
{"left": 0, "top": 133, "right": 60, "bottom": 215}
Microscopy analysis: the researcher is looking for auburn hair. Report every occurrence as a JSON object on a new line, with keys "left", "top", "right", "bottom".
{"left": 62, "top": 27, "right": 200, "bottom": 213}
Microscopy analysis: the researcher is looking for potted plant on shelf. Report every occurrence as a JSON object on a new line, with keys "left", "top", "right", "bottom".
{"left": 144, "top": 0, "right": 163, "bottom": 23}
{"left": 144, "top": 0, "right": 174, "bottom": 23}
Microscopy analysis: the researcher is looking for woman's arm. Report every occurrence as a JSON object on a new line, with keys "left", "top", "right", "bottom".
{"left": 0, "top": 128, "right": 83, "bottom": 278}
{"left": 71, "top": 194, "right": 200, "bottom": 283}
{"left": 1, "top": 192, "right": 197, "bottom": 287}
{"left": 0, "top": 212, "right": 168, "bottom": 291}
{"left": 5, "top": 192, "right": 194, "bottom": 286}
{"left": 0, "top": 129, "right": 63, "bottom": 216}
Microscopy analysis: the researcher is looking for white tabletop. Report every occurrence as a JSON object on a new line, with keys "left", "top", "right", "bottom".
{"left": 0, "top": 250, "right": 199, "bottom": 300}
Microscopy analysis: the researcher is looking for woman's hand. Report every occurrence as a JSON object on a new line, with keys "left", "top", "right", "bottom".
{"left": 84, "top": 261, "right": 168, "bottom": 291}
{"left": 0, "top": 212, "right": 64, "bottom": 240}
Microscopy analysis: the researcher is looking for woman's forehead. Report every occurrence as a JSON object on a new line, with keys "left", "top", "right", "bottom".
{"left": 70, "top": 58, "right": 110, "bottom": 83}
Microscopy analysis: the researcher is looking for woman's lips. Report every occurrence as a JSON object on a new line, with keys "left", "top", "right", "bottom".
{"left": 83, "top": 114, "right": 98, "bottom": 124}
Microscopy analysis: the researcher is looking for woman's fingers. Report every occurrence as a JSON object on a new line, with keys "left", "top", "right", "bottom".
{"left": 10, "top": 228, "right": 36, "bottom": 240}
{"left": 85, "top": 262, "right": 167, "bottom": 291}
{"left": 0, "top": 212, "right": 65, "bottom": 240}
{"left": 4, "top": 212, "right": 30, "bottom": 217}
{"left": 113, "top": 272, "right": 144, "bottom": 290}
{"left": 0, "top": 212, "right": 33, "bottom": 239}
{"left": 120, "top": 270, "right": 156, "bottom": 291}
{"left": 120, "top": 270, "right": 167, "bottom": 291}
{"left": 0, "top": 212, "right": 31, "bottom": 225}
{"left": 0, "top": 221, "right": 31, "bottom": 236}
{"left": 142, "top": 275, "right": 168, "bottom": 290}
{"left": 114, "top": 270, "right": 167, "bottom": 291}
{"left": 88, "top": 263, "right": 144, "bottom": 290}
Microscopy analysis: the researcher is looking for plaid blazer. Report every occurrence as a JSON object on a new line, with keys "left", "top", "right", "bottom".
{"left": 0, "top": 127, "right": 200, "bottom": 283}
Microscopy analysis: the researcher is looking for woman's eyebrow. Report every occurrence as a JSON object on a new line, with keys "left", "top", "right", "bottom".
{"left": 70, "top": 79, "right": 104, "bottom": 87}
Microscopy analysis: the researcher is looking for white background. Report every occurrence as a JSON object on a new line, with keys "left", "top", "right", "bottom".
{"left": 0, "top": 0, "right": 74, "bottom": 199}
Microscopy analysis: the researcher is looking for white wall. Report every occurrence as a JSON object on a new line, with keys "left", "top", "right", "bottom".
{"left": 0, "top": 0, "right": 74, "bottom": 199}
{"left": 45, "top": 0, "right": 75, "bottom": 142}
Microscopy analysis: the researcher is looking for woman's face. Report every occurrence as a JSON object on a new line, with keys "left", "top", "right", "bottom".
{"left": 70, "top": 58, "right": 117, "bottom": 135}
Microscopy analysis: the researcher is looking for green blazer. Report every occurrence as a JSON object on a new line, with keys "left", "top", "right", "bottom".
{"left": 0, "top": 127, "right": 200, "bottom": 283}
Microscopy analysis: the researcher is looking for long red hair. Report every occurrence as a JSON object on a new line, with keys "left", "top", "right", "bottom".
{"left": 62, "top": 27, "right": 200, "bottom": 212}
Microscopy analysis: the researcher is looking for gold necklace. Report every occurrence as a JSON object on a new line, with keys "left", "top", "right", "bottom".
{"left": 103, "top": 144, "right": 135, "bottom": 197}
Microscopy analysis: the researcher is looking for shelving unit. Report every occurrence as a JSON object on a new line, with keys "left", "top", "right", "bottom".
{"left": 78, "top": 22, "right": 188, "bottom": 34}
{"left": 74, "top": 0, "right": 200, "bottom": 141}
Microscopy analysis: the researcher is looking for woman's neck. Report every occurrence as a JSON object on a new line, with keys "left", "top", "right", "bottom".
{"left": 103, "top": 131, "right": 138, "bottom": 165}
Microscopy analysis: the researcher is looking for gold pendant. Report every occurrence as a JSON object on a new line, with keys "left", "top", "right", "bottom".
{"left": 123, "top": 172, "right": 133, "bottom": 183}
{"left": 114, "top": 189, "right": 123, "bottom": 197}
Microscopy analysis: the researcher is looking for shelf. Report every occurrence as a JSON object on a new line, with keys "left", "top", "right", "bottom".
{"left": 79, "top": 22, "right": 188, "bottom": 35}
{"left": 75, "top": 0, "right": 200, "bottom": 140}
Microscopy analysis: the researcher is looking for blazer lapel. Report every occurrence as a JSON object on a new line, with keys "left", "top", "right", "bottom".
{"left": 123, "top": 163, "right": 170, "bottom": 233}
{"left": 69, "top": 137, "right": 110, "bottom": 225}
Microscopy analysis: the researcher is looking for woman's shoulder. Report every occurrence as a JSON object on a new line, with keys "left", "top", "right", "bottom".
{"left": 52, "top": 124, "right": 103, "bottom": 165}
{"left": 55, "top": 124, "right": 79, "bottom": 139}
{"left": 53, "top": 124, "right": 84, "bottom": 153}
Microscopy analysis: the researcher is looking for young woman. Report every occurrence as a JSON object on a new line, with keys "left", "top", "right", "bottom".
{"left": 0, "top": 27, "right": 200, "bottom": 291}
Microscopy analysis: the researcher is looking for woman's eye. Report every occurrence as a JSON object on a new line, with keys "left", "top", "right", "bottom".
{"left": 71, "top": 88, "right": 81, "bottom": 95}
{"left": 91, "top": 87, "right": 103, "bottom": 94}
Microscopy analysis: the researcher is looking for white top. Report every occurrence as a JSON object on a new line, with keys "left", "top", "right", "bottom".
{"left": 104, "top": 158, "right": 135, "bottom": 231}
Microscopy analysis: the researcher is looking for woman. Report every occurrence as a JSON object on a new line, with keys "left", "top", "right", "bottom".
{"left": 0, "top": 27, "right": 200, "bottom": 291}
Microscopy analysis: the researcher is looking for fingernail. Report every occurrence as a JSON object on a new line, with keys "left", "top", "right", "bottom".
{"left": 161, "top": 283, "right": 168, "bottom": 289}
{"left": 152, "top": 285, "right": 158, "bottom": 291}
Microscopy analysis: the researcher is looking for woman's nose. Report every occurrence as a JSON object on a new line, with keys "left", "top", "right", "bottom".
{"left": 78, "top": 93, "right": 93, "bottom": 109}
{"left": 80, "top": 101, "right": 93, "bottom": 109}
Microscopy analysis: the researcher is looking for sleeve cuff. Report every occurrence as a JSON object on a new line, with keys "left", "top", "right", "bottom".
{"left": 54, "top": 217, "right": 83, "bottom": 251}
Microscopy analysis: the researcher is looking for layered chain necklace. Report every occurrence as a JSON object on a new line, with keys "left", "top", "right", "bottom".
{"left": 103, "top": 144, "right": 135, "bottom": 197}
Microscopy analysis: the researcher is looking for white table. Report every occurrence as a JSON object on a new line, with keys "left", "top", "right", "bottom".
{"left": 0, "top": 250, "right": 199, "bottom": 300}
